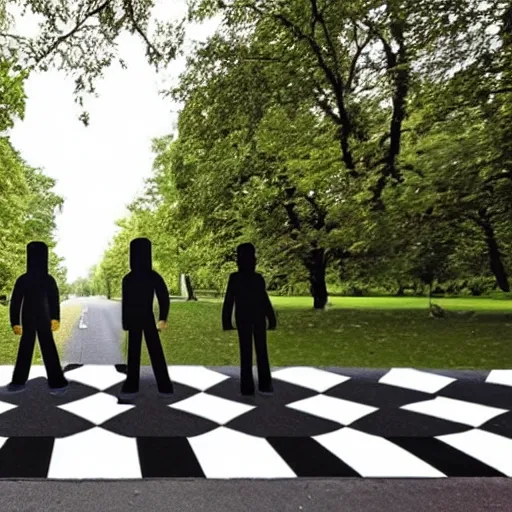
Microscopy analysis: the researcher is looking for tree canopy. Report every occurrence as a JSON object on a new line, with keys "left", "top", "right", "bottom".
{"left": 1, "top": 0, "right": 510, "bottom": 308}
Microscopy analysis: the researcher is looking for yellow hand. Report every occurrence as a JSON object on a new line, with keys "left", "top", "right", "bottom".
{"left": 12, "top": 325, "right": 22, "bottom": 336}
{"left": 157, "top": 320, "right": 167, "bottom": 331}
{"left": 51, "top": 320, "right": 60, "bottom": 332}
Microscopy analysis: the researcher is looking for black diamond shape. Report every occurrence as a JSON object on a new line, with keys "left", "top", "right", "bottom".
{"left": 0, "top": 378, "right": 100, "bottom": 407}
{"left": 101, "top": 404, "right": 220, "bottom": 437}
{"left": 0, "top": 377, "right": 99, "bottom": 437}
{"left": 101, "top": 376, "right": 220, "bottom": 436}
{"left": 0, "top": 405, "right": 95, "bottom": 437}
{"left": 350, "top": 408, "right": 472, "bottom": 437}
{"left": 322, "top": 367, "right": 391, "bottom": 382}
{"left": 324, "top": 379, "right": 432, "bottom": 408}
{"left": 103, "top": 371, "right": 201, "bottom": 405}
{"left": 63, "top": 363, "right": 84, "bottom": 373}
{"left": 225, "top": 402, "right": 343, "bottom": 437}
{"left": 438, "top": 380, "right": 512, "bottom": 410}
{"left": 480, "top": 410, "right": 512, "bottom": 439}
{"left": 206, "top": 376, "right": 318, "bottom": 406}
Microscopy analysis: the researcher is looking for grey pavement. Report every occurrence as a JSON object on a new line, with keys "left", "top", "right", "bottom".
{"left": 63, "top": 297, "right": 124, "bottom": 365}
{"left": 1, "top": 478, "right": 512, "bottom": 512}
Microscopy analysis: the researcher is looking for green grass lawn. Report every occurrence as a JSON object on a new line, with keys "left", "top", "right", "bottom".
{"left": 0, "top": 303, "right": 82, "bottom": 364}
{"left": 125, "top": 295, "right": 512, "bottom": 370}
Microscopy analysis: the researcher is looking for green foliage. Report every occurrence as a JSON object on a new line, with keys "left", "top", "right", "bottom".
{"left": 1, "top": 0, "right": 184, "bottom": 125}
{"left": 94, "top": 0, "right": 511, "bottom": 304}
{"left": 0, "top": 137, "right": 65, "bottom": 294}
{"left": 0, "top": 58, "right": 27, "bottom": 132}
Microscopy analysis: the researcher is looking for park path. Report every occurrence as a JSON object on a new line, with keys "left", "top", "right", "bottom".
{"left": 62, "top": 297, "right": 124, "bottom": 365}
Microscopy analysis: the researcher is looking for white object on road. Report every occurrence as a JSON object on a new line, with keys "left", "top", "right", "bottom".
{"left": 79, "top": 306, "right": 88, "bottom": 329}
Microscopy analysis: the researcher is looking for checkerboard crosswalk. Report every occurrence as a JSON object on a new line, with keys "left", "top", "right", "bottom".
{"left": 0, "top": 364, "right": 511, "bottom": 479}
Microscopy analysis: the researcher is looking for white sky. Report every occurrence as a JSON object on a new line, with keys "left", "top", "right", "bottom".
{"left": 8, "top": 1, "right": 220, "bottom": 283}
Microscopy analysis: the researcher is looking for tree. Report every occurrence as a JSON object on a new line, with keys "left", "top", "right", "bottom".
{"left": 1, "top": 0, "right": 184, "bottom": 124}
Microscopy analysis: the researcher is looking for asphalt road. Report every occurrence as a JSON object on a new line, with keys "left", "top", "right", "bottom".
{"left": 1, "top": 478, "right": 512, "bottom": 512}
{"left": 63, "top": 297, "right": 124, "bottom": 365}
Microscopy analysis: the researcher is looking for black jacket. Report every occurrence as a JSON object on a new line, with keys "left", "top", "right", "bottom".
{"left": 122, "top": 238, "right": 170, "bottom": 330}
{"left": 222, "top": 271, "right": 276, "bottom": 329}
{"left": 10, "top": 241, "right": 59, "bottom": 328}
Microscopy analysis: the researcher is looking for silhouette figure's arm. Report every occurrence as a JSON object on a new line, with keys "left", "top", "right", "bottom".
{"left": 9, "top": 277, "right": 24, "bottom": 327}
{"left": 222, "top": 274, "right": 235, "bottom": 330}
{"left": 154, "top": 272, "right": 170, "bottom": 322}
{"left": 261, "top": 276, "right": 277, "bottom": 329}
{"left": 48, "top": 276, "right": 60, "bottom": 321}
{"left": 121, "top": 276, "right": 129, "bottom": 330}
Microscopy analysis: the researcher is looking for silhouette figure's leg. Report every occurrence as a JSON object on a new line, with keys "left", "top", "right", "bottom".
{"left": 37, "top": 325, "right": 68, "bottom": 388}
{"left": 237, "top": 322, "right": 254, "bottom": 395}
{"left": 11, "top": 327, "right": 37, "bottom": 385}
{"left": 143, "top": 323, "right": 173, "bottom": 393}
{"left": 254, "top": 320, "right": 273, "bottom": 392}
{"left": 122, "top": 329, "right": 143, "bottom": 393}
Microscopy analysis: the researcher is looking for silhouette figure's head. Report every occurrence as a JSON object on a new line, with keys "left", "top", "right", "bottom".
{"left": 130, "top": 238, "right": 152, "bottom": 272}
{"left": 26, "top": 241, "right": 48, "bottom": 275}
{"left": 236, "top": 243, "right": 256, "bottom": 273}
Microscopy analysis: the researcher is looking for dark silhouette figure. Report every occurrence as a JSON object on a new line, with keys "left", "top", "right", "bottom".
{"left": 121, "top": 238, "right": 173, "bottom": 397}
{"left": 8, "top": 241, "right": 68, "bottom": 394}
{"left": 222, "top": 243, "right": 276, "bottom": 396}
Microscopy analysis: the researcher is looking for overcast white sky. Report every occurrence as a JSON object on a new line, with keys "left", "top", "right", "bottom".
{"left": 8, "top": 1, "right": 219, "bottom": 282}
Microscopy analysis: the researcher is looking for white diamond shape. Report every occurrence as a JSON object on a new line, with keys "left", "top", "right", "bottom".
{"left": 170, "top": 392, "right": 255, "bottom": 424}
{"left": 65, "top": 365, "right": 126, "bottom": 390}
{"left": 486, "top": 370, "right": 512, "bottom": 387}
{"left": 59, "top": 392, "right": 134, "bottom": 424}
{"left": 0, "top": 400, "right": 17, "bottom": 415}
{"left": 29, "top": 366, "right": 48, "bottom": 380}
{"left": 287, "top": 394, "right": 377, "bottom": 425}
{"left": 272, "top": 367, "right": 350, "bottom": 392}
{"left": 0, "top": 366, "right": 13, "bottom": 386}
{"left": 189, "top": 427, "right": 296, "bottom": 478}
{"left": 48, "top": 427, "right": 141, "bottom": 478}
{"left": 402, "top": 396, "right": 507, "bottom": 427}
{"left": 437, "top": 429, "right": 512, "bottom": 476}
{"left": 0, "top": 365, "right": 55, "bottom": 384}
{"left": 315, "top": 427, "right": 445, "bottom": 478}
{"left": 379, "top": 368, "right": 455, "bottom": 393}
{"left": 169, "top": 366, "right": 229, "bottom": 391}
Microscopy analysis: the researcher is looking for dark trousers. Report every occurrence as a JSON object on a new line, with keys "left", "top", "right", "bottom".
{"left": 123, "top": 322, "right": 173, "bottom": 393}
{"left": 12, "top": 325, "right": 68, "bottom": 388}
{"left": 237, "top": 319, "right": 273, "bottom": 394}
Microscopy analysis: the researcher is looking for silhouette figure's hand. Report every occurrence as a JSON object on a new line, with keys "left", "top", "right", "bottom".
{"left": 51, "top": 320, "right": 60, "bottom": 332}
{"left": 157, "top": 320, "right": 167, "bottom": 331}
{"left": 223, "top": 325, "right": 234, "bottom": 331}
{"left": 12, "top": 325, "right": 22, "bottom": 336}
{"left": 268, "top": 323, "right": 277, "bottom": 331}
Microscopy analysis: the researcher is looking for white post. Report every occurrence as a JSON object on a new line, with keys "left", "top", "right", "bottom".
{"left": 180, "top": 273, "right": 187, "bottom": 297}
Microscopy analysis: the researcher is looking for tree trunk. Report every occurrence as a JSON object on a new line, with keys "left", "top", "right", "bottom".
{"left": 106, "top": 279, "right": 111, "bottom": 300}
{"left": 479, "top": 212, "right": 510, "bottom": 292}
{"left": 306, "top": 248, "right": 328, "bottom": 310}
{"left": 184, "top": 274, "right": 198, "bottom": 301}
{"left": 396, "top": 284, "right": 405, "bottom": 296}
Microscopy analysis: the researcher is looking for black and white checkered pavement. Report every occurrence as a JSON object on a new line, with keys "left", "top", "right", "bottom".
{"left": 0, "top": 364, "right": 511, "bottom": 479}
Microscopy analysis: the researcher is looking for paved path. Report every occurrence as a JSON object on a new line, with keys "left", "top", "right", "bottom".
{"left": 1, "top": 479, "right": 512, "bottom": 512}
{"left": 63, "top": 298, "right": 124, "bottom": 365}
{"left": 1, "top": 364, "right": 512, "bottom": 509}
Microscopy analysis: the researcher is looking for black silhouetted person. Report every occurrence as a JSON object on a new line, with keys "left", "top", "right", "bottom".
{"left": 8, "top": 241, "right": 69, "bottom": 394}
{"left": 121, "top": 238, "right": 173, "bottom": 397}
{"left": 222, "top": 243, "right": 276, "bottom": 396}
